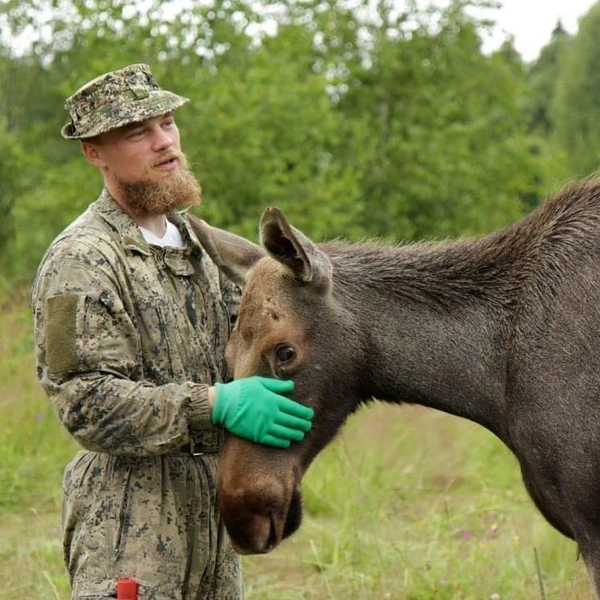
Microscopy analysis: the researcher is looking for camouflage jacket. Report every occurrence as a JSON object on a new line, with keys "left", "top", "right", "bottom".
{"left": 31, "top": 189, "right": 240, "bottom": 456}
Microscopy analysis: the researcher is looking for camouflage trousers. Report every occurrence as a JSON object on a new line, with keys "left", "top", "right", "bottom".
{"left": 61, "top": 449, "right": 242, "bottom": 600}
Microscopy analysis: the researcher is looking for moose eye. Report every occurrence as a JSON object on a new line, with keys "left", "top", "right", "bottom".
{"left": 275, "top": 345, "right": 295, "bottom": 364}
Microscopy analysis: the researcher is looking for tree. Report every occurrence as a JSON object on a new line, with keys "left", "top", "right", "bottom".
{"left": 0, "top": 0, "right": 566, "bottom": 279}
{"left": 336, "top": 1, "right": 547, "bottom": 241}
{"left": 527, "top": 21, "right": 571, "bottom": 136}
{"left": 552, "top": 1, "right": 600, "bottom": 176}
{"left": 0, "top": 121, "right": 27, "bottom": 266}
{"left": 184, "top": 14, "right": 367, "bottom": 241}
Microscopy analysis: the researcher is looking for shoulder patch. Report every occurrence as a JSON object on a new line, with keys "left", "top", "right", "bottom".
{"left": 46, "top": 294, "right": 83, "bottom": 373}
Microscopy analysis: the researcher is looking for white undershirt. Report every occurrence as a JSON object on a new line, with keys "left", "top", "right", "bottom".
{"left": 139, "top": 219, "right": 184, "bottom": 248}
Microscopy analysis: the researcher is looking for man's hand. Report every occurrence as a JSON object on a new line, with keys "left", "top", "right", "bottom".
{"left": 212, "top": 376, "right": 314, "bottom": 448}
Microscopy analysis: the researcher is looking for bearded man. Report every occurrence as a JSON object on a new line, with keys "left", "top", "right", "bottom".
{"left": 31, "top": 63, "right": 313, "bottom": 600}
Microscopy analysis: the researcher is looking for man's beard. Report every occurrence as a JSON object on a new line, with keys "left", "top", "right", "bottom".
{"left": 117, "top": 153, "right": 202, "bottom": 215}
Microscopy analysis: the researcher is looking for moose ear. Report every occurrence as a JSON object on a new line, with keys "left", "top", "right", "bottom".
{"left": 259, "top": 207, "right": 332, "bottom": 286}
{"left": 186, "top": 213, "right": 265, "bottom": 286}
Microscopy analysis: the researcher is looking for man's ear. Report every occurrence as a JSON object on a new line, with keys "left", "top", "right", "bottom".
{"left": 81, "top": 141, "right": 106, "bottom": 169}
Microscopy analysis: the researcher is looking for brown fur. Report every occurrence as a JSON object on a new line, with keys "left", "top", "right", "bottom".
{"left": 189, "top": 178, "right": 600, "bottom": 597}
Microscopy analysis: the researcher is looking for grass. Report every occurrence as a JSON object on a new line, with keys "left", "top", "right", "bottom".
{"left": 242, "top": 406, "right": 589, "bottom": 599}
{"left": 0, "top": 290, "right": 591, "bottom": 599}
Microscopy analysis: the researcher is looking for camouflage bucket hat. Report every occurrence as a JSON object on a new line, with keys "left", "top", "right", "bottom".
{"left": 61, "top": 63, "right": 189, "bottom": 140}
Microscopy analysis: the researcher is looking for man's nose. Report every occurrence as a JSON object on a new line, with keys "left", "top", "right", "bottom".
{"left": 151, "top": 126, "right": 175, "bottom": 151}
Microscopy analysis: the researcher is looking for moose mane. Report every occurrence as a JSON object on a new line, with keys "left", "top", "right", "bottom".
{"left": 321, "top": 178, "right": 600, "bottom": 312}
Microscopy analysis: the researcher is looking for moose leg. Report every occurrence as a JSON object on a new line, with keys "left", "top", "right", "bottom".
{"left": 517, "top": 462, "right": 600, "bottom": 597}
{"left": 578, "top": 537, "right": 600, "bottom": 599}
{"left": 582, "top": 558, "right": 600, "bottom": 599}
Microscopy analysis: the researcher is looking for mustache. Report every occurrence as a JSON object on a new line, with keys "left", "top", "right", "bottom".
{"left": 152, "top": 151, "right": 186, "bottom": 168}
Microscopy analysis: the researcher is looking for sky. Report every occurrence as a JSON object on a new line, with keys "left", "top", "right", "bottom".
{"left": 481, "top": 0, "right": 597, "bottom": 61}
{"left": 2, "top": 1, "right": 598, "bottom": 63}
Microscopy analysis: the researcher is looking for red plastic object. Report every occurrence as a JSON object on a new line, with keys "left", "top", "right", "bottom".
{"left": 117, "top": 578, "right": 138, "bottom": 600}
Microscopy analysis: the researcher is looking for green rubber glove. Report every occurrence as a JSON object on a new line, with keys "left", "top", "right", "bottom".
{"left": 212, "top": 376, "right": 314, "bottom": 448}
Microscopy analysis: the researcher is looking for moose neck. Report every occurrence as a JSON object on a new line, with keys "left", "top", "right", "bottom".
{"left": 326, "top": 225, "right": 531, "bottom": 443}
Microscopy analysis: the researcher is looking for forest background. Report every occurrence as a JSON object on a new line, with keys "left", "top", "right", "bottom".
{"left": 4, "top": 0, "right": 600, "bottom": 278}
{"left": 2, "top": 0, "right": 600, "bottom": 597}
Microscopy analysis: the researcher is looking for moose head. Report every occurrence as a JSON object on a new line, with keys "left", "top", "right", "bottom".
{"left": 190, "top": 207, "right": 368, "bottom": 554}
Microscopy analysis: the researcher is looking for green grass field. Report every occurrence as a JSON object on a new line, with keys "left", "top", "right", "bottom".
{"left": 0, "top": 292, "right": 590, "bottom": 599}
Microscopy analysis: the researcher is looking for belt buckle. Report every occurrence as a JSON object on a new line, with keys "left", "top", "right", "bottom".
{"left": 190, "top": 440, "right": 204, "bottom": 457}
